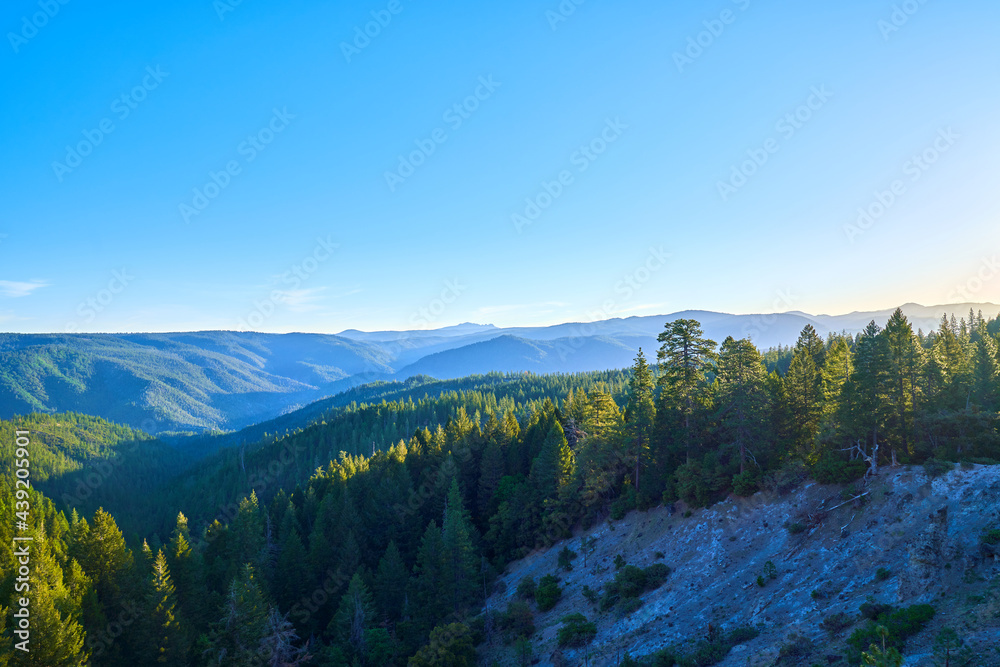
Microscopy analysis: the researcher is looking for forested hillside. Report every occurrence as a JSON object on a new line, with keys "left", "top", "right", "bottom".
{"left": 2, "top": 308, "right": 1000, "bottom": 665}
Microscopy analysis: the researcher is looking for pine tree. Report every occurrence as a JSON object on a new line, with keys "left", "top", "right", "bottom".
{"left": 373, "top": 540, "right": 409, "bottom": 622}
{"left": 168, "top": 511, "right": 207, "bottom": 628}
{"left": 528, "top": 420, "right": 573, "bottom": 502}
{"left": 228, "top": 492, "right": 265, "bottom": 579}
{"left": 147, "top": 549, "right": 187, "bottom": 665}
{"left": 845, "top": 321, "right": 893, "bottom": 462}
{"left": 821, "top": 335, "right": 854, "bottom": 417}
{"left": 330, "top": 572, "right": 375, "bottom": 656}
{"left": 786, "top": 343, "right": 821, "bottom": 459}
{"left": 657, "top": 319, "right": 717, "bottom": 462}
{"left": 971, "top": 335, "right": 999, "bottom": 410}
{"left": 624, "top": 349, "right": 656, "bottom": 495}
{"left": 206, "top": 563, "right": 270, "bottom": 666}
{"left": 20, "top": 538, "right": 88, "bottom": 666}
{"left": 275, "top": 508, "right": 312, "bottom": 618}
{"left": 441, "top": 480, "right": 478, "bottom": 614}
{"left": 714, "top": 337, "right": 769, "bottom": 474}
{"left": 259, "top": 608, "right": 310, "bottom": 666}
{"left": 409, "top": 521, "right": 447, "bottom": 631}
{"left": 477, "top": 437, "right": 505, "bottom": 517}
{"left": 884, "top": 308, "right": 923, "bottom": 456}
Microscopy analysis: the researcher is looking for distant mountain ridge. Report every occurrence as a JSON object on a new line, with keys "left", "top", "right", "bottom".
{"left": 1, "top": 303, "right": 995, "bottom": 433}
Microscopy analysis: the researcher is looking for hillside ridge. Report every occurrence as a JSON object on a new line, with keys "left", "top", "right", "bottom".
{"left": 484, "top": 464, "right": 1000, "bottom": 666}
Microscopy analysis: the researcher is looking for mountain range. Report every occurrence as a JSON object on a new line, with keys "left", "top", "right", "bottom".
{"left": 1, "top": 302, "right": 994, "bottom": 433}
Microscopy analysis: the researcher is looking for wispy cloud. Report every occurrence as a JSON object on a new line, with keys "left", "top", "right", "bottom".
{"left": 275, "top": 287, "right": 327, "bottom": 313}
{"left": 0, "top": 280, "right": 48, "bottom": 298}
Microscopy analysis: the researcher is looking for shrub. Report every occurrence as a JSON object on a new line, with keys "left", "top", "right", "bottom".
{"left": 409, "top": 622, "right": 475, "bottom": 667}
{"left": 515, "top": 575, "right": 536, "bottom": 600}
{"left": 982, "top": 529, "right": 1000, "bottom": 545}
{"left": 535, "top": 575, "right": 562, "bottom": 612}
{"left": 778, "top": 633, "right": 814, "bottom": 660}
{"left": 821, "top": 611, "right": 855, "bottom": 636}
{"left": 614, "top": 553, "right": 627, "bottom": 570}
{"left": 763, "top": 560, "right": 777, "bottom": 580}
{"left": 726, "top": 625, "right": 760, "bottom": 644}
{"left": 618, "top": 595, "right": 643, "bottom": 616}
{"left": 600, "top": 563, "right": 670, "bottom": 612}
{"left": 860, "top": 602, "right": 894, "bottom": 621}
{"left": 812, "top": 456, "right": 867, "bottom": 484}
{"left": 611, "top": 486, "right": 637, "bottom": 520}
{"left": 581, "top": 585, "right": 598, "bottom": 604}
{"left": 765, "top": 460, "right": 809, "bottom": 494}
{"left": 644, "top": 563, "right": 671, "bottom": 589}
{"left": 732, "top": 470, "right": 760, "bottom": 497}
{"left": 786, "top": 522, "right": 806, "bottom": 535}
{"left": 556, "top": 613, "right": 597, "bottom": 647}
{"left": 654, "top": 551, "right": 665, "bottom": 559}
{"left": 923, "top": 458, "right": 954, "bottom": 478}
{"left": 557, "top": 545, "right": 577, "bottom": 571}
{"left": 500, "top": 600, "right": 535, "bottom": 643}
{"left": 875, "top": 567, "right": 892, "bottom": 582}
{"left": 756, "top": 575, "right": 766, "bottom": 588}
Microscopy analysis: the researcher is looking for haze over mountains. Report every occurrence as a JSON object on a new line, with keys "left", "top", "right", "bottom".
{"left": 1, "top": 303, "right": 994, "bottom": 433}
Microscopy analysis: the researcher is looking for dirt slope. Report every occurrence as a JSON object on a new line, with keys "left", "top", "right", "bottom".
{"left": 481, "top": 464, "right": 1000, "bottom": 666}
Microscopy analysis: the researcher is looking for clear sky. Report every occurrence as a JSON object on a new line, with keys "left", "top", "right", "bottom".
{"left": 1, "top": 0, "right": 998, "bottom": 334}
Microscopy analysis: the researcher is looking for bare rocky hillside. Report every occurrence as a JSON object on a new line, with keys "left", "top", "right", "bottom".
{"left": 481, "top": 464, "right": 1000, "bottom": 666}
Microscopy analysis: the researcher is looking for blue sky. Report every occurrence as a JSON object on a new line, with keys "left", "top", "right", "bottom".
{"left": 1, "top": 0, "right": 998, "bottom": 334}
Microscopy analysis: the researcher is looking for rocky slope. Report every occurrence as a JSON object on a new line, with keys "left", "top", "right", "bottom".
{"left": 482, "top": 464, "right": 1000, "bottom": 666}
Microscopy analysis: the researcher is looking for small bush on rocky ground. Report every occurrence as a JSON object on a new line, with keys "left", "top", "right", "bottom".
{"left": 611, "top": 486, "right": 638, "bottom": 519}
{"left": 535, "top": 575, "right": 562, "bottom": 612}
{"left": 811, "top": 455, "right": 866, "bottom": 484}
{"left": 556, "top": 613, "right": 597, "bottom": 647}
{"left": 875, "top": 567, "right": 892, "bottom": 582}
{"left": 637, "top": 624, "right": 759, "bottom": 666}
{"left": 516, "top": 575, "right": 536, "bottom": 600}
{"left": 923, "top": 458, "right": 954, "bottom": 478}
{"left": 600, "top": 563, "right": 672, "bottom": 612}
{"left": 732, "top": 470, "right": 760, "bottom": 496}
{"left": 777, "top": 633, "right": 814, "bottom": 663}
{"left": 499, "top": 600, "right": 535, "bottom": 644}
{"left": 558, "top": 545, "right": 577, "bottom": 571}
{"left": 982, "top": 528, "right": 1000, "bottom": 545}
{"left": 821, "top": 611, "right": 855, "bottom": 636}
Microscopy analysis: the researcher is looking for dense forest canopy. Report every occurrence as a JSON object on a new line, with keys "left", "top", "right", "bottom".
{"left": 2, "top": 308, "right": 999, "bottom": 665}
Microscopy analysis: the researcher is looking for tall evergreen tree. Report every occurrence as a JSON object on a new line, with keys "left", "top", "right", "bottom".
{"left": 624, "top": 348, "right": 656, "bottom": 495}
{"left": 373, "top": 540, "right": 409, "bottom": 623}
{"left": 441, "top": 480, "right": 478, "bottom": 614}
{"left": 330, "top": 572, "right": 375, "bottom": 657}
{"left": 409, "top": 521, "right": 447, "bottom": 631}
{"left": 844, "top": 321, "right": 893, "bottom": 462}
{"left": 656, "top": 319, "right": 717, "bottom": 462}
{"left": 786, "top": 342, "right": 822, "bottom": 459}
{"left": 19, "top": 536, "right": 88, "bottom": 667}
{"left": 714, "top": 337, "right": 769, "bottom": 474}
{"left": 528, "top": 420, "right": 573, "bottom": 502}
{"left": 884, "top": 308, "right": 923, "bottom": 455}
{"left": 147, "top": 549, "right": 187, "bottom": 666}
{"left": 206, "top": 564, "right": 270, "bottom": 666}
